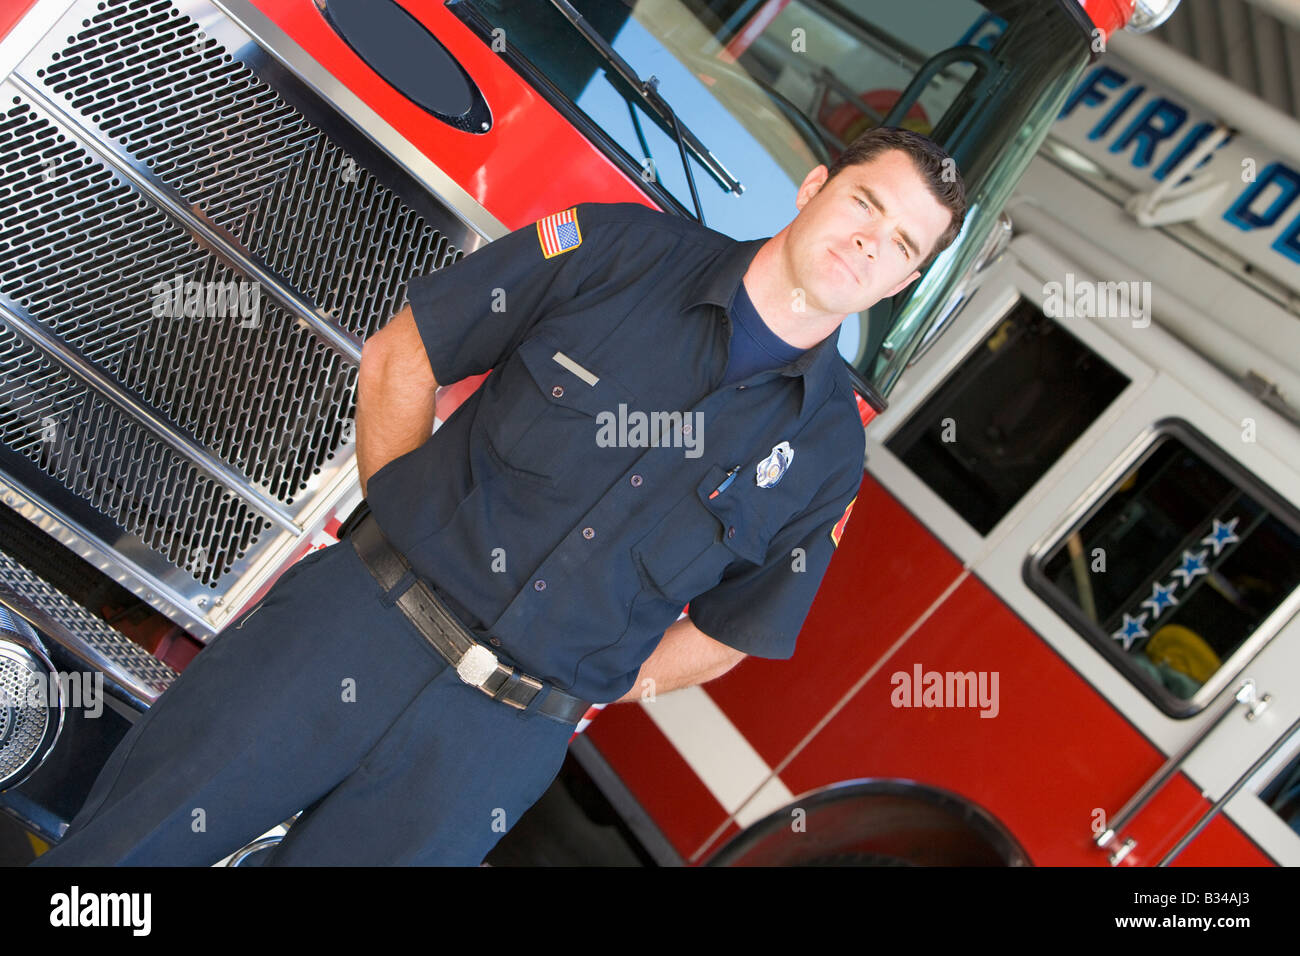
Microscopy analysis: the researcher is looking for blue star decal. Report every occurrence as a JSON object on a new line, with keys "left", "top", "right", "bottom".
{"left": 1112, "top": 611, "right": 1149, "bottom": 651}
{"left": 1140, "top": 580, "right": 1179, "bottom": 618}
{"left": 1200, "top": 515, "right": 1240, "bottom": 556}
{"left": 1170, "top": 548, "right": 1209, "bottom": 588}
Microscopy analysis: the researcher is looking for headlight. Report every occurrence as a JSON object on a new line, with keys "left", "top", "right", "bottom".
{"left": 1125, "top": 0, "right": 1183, "bottom": 34}
{"left": 0, "top": 605, "right": 64, "bottom": 791}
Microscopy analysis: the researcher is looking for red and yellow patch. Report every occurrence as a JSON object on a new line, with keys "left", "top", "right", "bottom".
{"left": 829, "top": 495, "right": 857, "bottom": 548}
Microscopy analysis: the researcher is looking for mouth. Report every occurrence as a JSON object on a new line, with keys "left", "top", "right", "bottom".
{"left": 828, "top": 248, "right": 858, "bottom": 284}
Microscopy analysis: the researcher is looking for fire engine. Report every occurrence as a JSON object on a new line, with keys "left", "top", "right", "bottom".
{"left": 3, "top": 0, "right": 1293, "bottom": 868}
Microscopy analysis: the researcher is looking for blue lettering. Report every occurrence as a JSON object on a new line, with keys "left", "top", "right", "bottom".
{"left": 1089, "top": 85, "right": 1145, "bottom": 141}
{"left": 1110, "top": 97, "right": 1186, "bottom": 167}
{"left": 1273, "top": 213, "right": 1300, "bottom": 265}
{"left": 1059, "top": 65, "right": 1127, "bottom": 121}
{"left": 1224, "top": 161, "right": 1300, "bottom": 231}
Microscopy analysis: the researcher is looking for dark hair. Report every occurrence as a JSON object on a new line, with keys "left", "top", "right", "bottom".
{"left": 824, "top": 126, "right": 967, "bottom": 271}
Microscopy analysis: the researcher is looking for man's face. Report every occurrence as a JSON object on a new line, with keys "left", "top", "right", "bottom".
{"left": 785, "top": 149, "right": 954, "bottom": 318}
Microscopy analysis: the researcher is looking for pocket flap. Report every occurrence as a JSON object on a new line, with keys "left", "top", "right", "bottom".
{"left": 695, "top": 464, "right": 771, "bottom": 566}
{"left": 518, "top": 335, "right": 635, "bottom": 417}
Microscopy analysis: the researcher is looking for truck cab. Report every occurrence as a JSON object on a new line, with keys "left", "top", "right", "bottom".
{"left": 2, "top": 0, "right": 1230, "bottom": 867}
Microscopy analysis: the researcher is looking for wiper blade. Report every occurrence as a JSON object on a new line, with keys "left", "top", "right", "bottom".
{"left": 547, "top": 0, "right": 743, "bottom": 221}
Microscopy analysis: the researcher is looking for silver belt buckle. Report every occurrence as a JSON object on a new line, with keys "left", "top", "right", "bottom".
{"left": 456, "top": 644, "right": 499, "bottom": 688}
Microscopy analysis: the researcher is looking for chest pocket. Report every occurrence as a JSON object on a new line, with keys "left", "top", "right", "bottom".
{"left": 633, "top": 463, "right": 777, "bottom": 605}
{"left": 480, "top": 333, "right": 636, "bottom": 486}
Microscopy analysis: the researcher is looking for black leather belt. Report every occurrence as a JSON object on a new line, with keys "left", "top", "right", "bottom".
{"left": 347, "top": 509, "right": 591, "bottom": 725}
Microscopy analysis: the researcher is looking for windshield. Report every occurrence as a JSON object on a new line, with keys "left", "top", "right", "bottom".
{"left": 451, "top": 0, "right": 1093, "bottom": 404}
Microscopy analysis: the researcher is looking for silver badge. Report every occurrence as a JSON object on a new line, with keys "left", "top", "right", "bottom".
{"left": 756, "top": 441, "right": 794, "bottom": 488}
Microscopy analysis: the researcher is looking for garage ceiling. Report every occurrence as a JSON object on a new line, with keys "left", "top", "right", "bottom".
{"left": 1152, "top": 0, "right": 1300, "bottom": 118}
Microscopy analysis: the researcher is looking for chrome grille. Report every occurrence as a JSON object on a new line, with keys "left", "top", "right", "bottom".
{"left": 37, "top": 0, "right": 320, "bottom": 239}
{"left": 0, "top": 101, "right": 208, "bottom": 375}
{"left": 0, "top": 0, "right": 474, "bottom": 636}
{"left": 244, "top": 133, "right": 456, "bottom": 339}
{"left": 0, "top": 313, "right": 271, "bottom": 589}
{"left": 0, "top": 549, "right": 178, "bottom": 696}
{"left": 35, "top": 0, "right": 456, "bottom": 341}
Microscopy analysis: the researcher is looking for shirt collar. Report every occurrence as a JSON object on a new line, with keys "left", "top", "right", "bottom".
{"left": 682, "top": 235, "right": 843, "bottom": 420}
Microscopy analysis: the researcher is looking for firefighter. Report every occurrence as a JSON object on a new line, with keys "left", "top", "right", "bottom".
{"left": 30, "top": 126, "right": 965, "bottom": 866}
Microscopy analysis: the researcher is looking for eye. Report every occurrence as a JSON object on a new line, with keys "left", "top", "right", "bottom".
{"left": 895, "top": 238, "right": 909, "bottom": 259}
{"left": 855, "top": 196, "right": 870, "bottom": 212}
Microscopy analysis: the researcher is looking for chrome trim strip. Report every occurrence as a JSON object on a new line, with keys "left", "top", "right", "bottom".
{"left": 0, "top": 479, "right": 218, "bottom": 640}
{"left": 209, "top": 464, "right": 363, "bottom": 632}
{"left": 0, "top": 296, "right": 298, "bottom": 534}
{"left": 0, "top": 0, "right": 78, "bottom": 81}
{"left": 7, "top": 72, "right": 363, "bottom": 367}
{"left": 209, "top": 0, "right": 507, "bottom": 243}
{"left": 0, "top": 577, "right": 174, "bottom": 708}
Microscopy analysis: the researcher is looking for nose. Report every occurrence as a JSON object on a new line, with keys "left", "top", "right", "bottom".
{"left": 853, "top": 226, "right": 880, "bottom": 262}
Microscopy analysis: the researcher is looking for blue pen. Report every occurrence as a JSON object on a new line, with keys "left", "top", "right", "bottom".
{"left": 708, "top": 464, "right": 741, "bottom": 499}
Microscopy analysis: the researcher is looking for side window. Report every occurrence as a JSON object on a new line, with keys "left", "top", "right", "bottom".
{"left": 1026, "top": 423, "right": 1300, "bottom": 717}
{"left": 885, "top": 298, "right": 1129, "bottom": 534}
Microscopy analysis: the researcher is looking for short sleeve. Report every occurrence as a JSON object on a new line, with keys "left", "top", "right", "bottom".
{"left": 687, "top": 458, "right": 864, "bottom": 661}
{"left": 404, "top": 203, "right": 606, "bottom": 386}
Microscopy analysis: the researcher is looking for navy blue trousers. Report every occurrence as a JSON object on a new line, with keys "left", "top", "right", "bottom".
{"left": 29, "top": 536, "right": 576, "bottom": 866}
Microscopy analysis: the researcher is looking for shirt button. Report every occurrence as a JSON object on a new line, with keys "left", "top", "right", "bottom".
{"left": 737, "top": 385, "right": 746, "bottom": 390}
{"left": 552, "top": 385, "right": 564, "bottom": 398}
{"left": 533, "top": 579, "right": 546, "bottom": 591}
{"left": 489, "top": 637, "right": 502, "bottom": 647}
{"left": 630, "top": 474, "right": 643, "bottom": 487}
{"left": 683, "top": 423, "right": 692, "bottom": 436}
{"left": 582, "top": 527, "right": 594, "bottom": 539}
{"left": 727, "top": 526, "right": 736, "bottom": 538}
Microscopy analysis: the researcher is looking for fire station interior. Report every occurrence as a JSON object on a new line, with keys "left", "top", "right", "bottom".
{"left": 3, "top": 0, "right": 1300, "bottom": 870}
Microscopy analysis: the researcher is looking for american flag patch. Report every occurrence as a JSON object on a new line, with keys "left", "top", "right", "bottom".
{"left": 830, "top": 494, "right": 857, "bottom": 548}
{"left": 536, "top": 207, "right": 583, "bottom": 259}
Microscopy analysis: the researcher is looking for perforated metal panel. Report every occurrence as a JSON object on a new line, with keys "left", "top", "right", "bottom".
{"left": 0, "top": 105, "right": 282, "bottom": 585}
{"left": 0, "top": 550, "right": 178, "bottom": 695}
{"left": 243, "top": 133, "right": 458, "bottom": 340}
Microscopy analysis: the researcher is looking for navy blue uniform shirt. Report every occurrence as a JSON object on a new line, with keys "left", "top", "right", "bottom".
{"left": 366, "top": 201, "right": 866, "bottom": 704}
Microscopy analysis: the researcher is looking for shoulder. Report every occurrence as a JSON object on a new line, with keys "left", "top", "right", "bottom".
{"left": 817, "top": 364, "right": 868, "bottom": 495}
{"left": 569, "top": 201, "right": 729, "bottom": 250}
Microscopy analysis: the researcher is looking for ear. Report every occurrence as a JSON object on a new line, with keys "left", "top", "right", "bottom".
{"left": 885, "top": 270, "right": 921, "bottom": 298}
{"left": 795, "top": 164, "right": 829, "bottom": 211}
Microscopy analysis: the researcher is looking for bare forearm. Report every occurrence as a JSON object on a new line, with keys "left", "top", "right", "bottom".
{"left": 355, "top": 340, "right": 438, "bottom": 497}
{"left": 611, "top": 615, "right": 744, "bottom": 704}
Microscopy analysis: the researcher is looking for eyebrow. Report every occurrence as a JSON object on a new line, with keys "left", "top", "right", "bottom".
{"left": 856, "top": 184, "right": 921, "bottom": 260}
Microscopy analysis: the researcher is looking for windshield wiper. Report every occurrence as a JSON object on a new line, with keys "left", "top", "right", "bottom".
{"left": 547, "top": 0, "right": 743, "bottom": 223}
